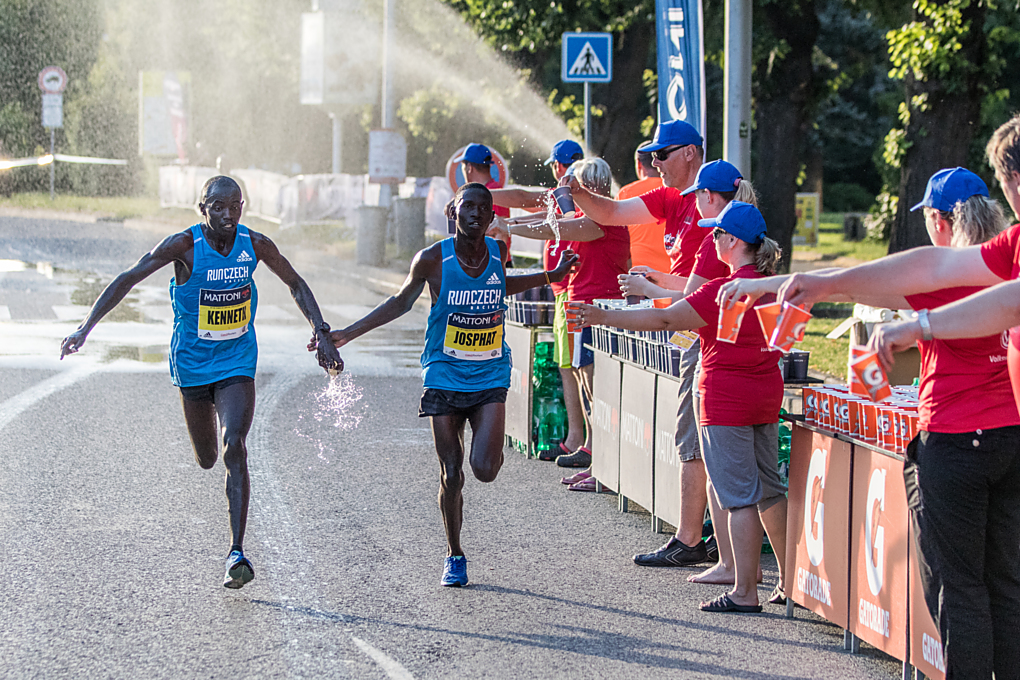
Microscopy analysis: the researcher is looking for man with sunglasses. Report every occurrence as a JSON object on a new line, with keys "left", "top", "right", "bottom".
{"left": 564, "top": 120, "right": 714, "bottom": 569}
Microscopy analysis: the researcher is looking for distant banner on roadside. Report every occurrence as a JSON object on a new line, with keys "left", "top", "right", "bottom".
{"left": 655, "top": 0, "right": 705, "bottom": 136}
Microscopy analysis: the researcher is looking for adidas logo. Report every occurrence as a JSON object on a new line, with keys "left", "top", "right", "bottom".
{"left": 236, "top": 250, "right": 253, "bottom": 262}
{"left": 486, "top": 272, "right": 500, "bottom": 286}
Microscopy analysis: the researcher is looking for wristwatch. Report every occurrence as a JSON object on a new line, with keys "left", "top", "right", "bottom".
{"left": 916, "top": 309, "right": 933, "bottom": 341}
{"left": 316, "top": 321, "right": 331, "bottom": 336}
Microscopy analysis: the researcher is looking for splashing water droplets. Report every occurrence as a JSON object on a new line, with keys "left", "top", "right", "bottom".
{"left": 543, "top": 192, "right": 562, "bottom": 256}
{"left": 292, "top": 372, "right": 365, "bottom": 465}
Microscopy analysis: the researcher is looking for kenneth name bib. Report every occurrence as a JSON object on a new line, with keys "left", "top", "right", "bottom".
{"left": 198, "top": 284, "right": 252, "bottom": 340}
{"left": 443, "top": 310, "right": 503, "bottom": 360}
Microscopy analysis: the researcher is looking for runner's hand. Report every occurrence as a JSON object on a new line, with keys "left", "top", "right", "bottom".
{"left": 307, "top": 330, "right": 350, "bottom": 352}
{"left": 548, "top": 249, "right": 578, "bottom": 282}
{"left": 60, "top": 330, "right": 88, "bottom": 359}
{"left": 866, "top": 319, "right": 921, "bottom": 373}
{"left": 315, "top": 336, "right": 344, "bottom": 374}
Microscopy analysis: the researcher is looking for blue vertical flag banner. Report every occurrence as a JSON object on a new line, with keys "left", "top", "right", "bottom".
{"left": 655, "top": 0, "right": 706, "bottom": 137}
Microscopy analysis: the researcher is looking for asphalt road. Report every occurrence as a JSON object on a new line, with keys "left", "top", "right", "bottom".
{"left": 0, "top": 213, "right": 901, "bottom": 679}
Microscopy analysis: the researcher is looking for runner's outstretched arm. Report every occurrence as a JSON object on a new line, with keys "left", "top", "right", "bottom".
{"left": 59, "top": 233, "right": 187, "bottom": 358}
{"left": 252, "top": 233, "right": 342, "bottom": 372}
{"left": 505, "top": 249, "right": 577, "bottom": 296}
{"left": 313, "top": 249, "right": 432, "bottom": 352}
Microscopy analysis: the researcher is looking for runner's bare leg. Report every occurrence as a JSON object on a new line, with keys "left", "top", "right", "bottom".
{"left": 432, "top": 413, "right": 468, "bottom": 557}
{"left": 215, "top": 380, "right": 256, "bottom": 549}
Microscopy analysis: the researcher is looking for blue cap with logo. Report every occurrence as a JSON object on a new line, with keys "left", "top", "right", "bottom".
{"left": 698, "top": 200, "right": 767, "bottom": 244}
{"left": 643, "top": 120, "right": 704, "bottom": 153}
{"left": 681, "top": 160, "right": 743, "bottom": 196}
{"left": 910, "top": 167, "right": 989, "bottom": 212}
{"left": 545, "top": 139, "right": 584, "bottom": 166}
{"left": 454, "top": 143, "right": 493, "bottom": 165}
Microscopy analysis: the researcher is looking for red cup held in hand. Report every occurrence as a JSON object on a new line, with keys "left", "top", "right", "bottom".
{"left": 717, "top": 299, "right": 750, "bottom": 344}
{"left": 850, "top": 350, "right": 892, "bottom": 402}
{"left": 769, "top": 302, "right": 812, "bottom": 353}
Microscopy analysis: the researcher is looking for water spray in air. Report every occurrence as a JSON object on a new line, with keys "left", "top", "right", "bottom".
{"left": 294, "top": 372, "right": 365, "bottom": 466}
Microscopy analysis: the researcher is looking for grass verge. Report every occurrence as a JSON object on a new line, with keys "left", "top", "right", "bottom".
{"left": 793, "top": 212, "right": 889, "bottom": 262}
{"left": 798, "top": 316, "right": 850, "bottom": 379}
{"left": 0, "top": 192, "right": 160, "bottom": 220}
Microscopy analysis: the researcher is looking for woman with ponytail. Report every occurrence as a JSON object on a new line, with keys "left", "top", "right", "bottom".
{"left": 568, "top": 201, "right": 789, "bottom": 614}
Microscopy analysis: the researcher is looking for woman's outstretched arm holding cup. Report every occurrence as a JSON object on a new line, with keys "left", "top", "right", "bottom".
{"left": 565, "top": 298, "right": 707, "bottom": 333}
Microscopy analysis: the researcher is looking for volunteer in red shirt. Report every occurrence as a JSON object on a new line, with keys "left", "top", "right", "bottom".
{"left": 564, "top": 120, "right": 712, "bottom": 565}
{"left": 617, "top": 142, "right": 670, "bottom": 271}
{"left": 766, "top": 156, "right": 1020, "bottom": 676}
{"left": 568, "top": 201, "right": 788, "bottom": 614}
{"left": 490, "top": 140, "right": 587, "bottom": 464}
{"left": 504, "top": 157, "right": 630, "bottom": 476}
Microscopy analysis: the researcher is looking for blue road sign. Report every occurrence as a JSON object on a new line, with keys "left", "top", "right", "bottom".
{"left": 561, "top": 32, "right": 612, "bottom": 84}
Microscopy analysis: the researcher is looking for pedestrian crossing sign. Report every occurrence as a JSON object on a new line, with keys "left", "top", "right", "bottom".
{"left": 561, "top": 32, "right": 612, "bottom": 83}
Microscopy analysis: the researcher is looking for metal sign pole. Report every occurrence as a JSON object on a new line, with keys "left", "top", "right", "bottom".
{"left": 49, "top": 128, "right": 55, "bottom": 201}
{"left": 584, "top": 82, "right": 591, "bottom": 157}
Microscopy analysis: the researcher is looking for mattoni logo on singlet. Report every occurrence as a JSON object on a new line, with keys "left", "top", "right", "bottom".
{"left": 206, "top": 265, "right": 250, "bottom": 282}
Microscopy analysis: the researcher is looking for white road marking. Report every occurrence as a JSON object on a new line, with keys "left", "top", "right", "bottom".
{"left": 0, "top": 363, "right": 99, "bottom": 430}
{"left": 351, "top": 636, "right": 415, "bottom": 680}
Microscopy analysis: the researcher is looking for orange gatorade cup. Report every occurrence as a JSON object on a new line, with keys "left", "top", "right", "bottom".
{"left": 850, "top": 350, "right": 892, "bottom": 402}
{"left": 817, "top": 390, "right": 832, "bottom": 430}
{"left": 652, "top": 297, "right": 673, "bottom": 309}
{"left": 717, "top": 299, "right": 750, "bottom": 344}
{"left": 848, "top": 346, "right": 870, "bottom": 398}
{"left": 847, "top": 398, "right": 862, "bottom": 438}
{"left": 803, "top": 387, "right": 817, "bottom": 424}
{"left": 861, "top": 402, "right": 878, "bottom": 443}
{"left": 755, "top": 302, "right": 782, "bottom": 342}
{"left": 769, "top": 302, "right": 812, "bottom": 353}
{"left": 876, "top": 406, "right": 895, "bottom": 450}
{"left": 565, "top": 307, "right": 582, "bottom": 333}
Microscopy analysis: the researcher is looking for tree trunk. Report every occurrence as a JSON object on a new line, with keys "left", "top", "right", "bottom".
{"left": 593, "top": 20, "right": 655, "bottom": 184}
{"left": 753, "top": 0, "right": 820, "bottom": 272}
{"left": 888, "top": 2, "right": 986, "bottom": 253}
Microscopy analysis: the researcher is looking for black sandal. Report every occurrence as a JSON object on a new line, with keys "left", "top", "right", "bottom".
{"left": 699, "top": 593, "right": 762, "bottom": 614}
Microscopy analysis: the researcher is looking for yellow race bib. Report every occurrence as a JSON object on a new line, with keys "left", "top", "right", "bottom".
{"left": 198, "top": 284, "right": 252, "bottom": 341}
{"left": 443, "top": 310, "right": 503, "bottom": 360}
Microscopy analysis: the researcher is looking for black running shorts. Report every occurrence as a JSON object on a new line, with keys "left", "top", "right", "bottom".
{"left": 418, "top": 387, "right": 508, "bottom": 418}
{"left": 179, "top": 375, "right": 254, "bottom": 403}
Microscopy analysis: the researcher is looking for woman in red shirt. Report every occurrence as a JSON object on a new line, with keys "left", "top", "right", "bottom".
{"left": 504, "top": 157, "right": 631, "bottom": 472}
{"left": 569, "top": 201, "right": 787, "bottom": 613}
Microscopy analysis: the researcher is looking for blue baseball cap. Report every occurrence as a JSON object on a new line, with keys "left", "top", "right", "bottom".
{"left": 698, "top": 200, "right": 767, "bottom": 244}
{"left": 454, "top": 143, "right": 493, "bottom": 165}
{"left": 643, "top": 120, "right": 704, "bottom": 153}
{"left": 545, "top": 139, "right": 584, "bottom": 166}
{"left": 910, "top": 167, "right": 989, "bottom": 212}
{"left": 680, "top": 160, "right": 743, "bottom": 196}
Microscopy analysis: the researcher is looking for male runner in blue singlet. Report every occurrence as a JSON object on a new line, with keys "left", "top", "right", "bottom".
{"left": 60, "top": 176, "right": 343, "bottom": 589}
{"left": 313, "top": 183, "right": 576, "bottom": 587}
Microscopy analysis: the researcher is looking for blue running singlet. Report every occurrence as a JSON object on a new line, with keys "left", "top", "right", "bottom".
{"left": 169, "top": 224, "right": 259, "bottom": 387}
{"left": 421, "top": 237, "right": 511, "bottom": 392}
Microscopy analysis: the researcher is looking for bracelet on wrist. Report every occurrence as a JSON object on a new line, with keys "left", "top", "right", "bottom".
{"left": 917, "top": 309, "right": 933, "bottom": 341}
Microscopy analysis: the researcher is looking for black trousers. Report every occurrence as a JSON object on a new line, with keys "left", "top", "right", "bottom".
{"left": 904, "top": 426, "right": 1020, "bottom": 680}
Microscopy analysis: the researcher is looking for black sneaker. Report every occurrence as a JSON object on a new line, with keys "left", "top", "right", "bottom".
{"left": 704, "top": 535, "right": 719, "bottom": 563}
{"left": 633, "top": 537, "right": 709, "bottom": 567}
{"left": 538, "top": 442, "right": 568, "bottom": 461}
{"left": 555, "top": 448, "right": 592, "bottom": 468}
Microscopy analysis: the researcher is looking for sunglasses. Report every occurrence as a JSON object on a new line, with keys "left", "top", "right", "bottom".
{"left": 651, "top": 145, "right": 685, "bottom": 162}
{"left": 712, "top": 227, "right": 728, "bottom": 240}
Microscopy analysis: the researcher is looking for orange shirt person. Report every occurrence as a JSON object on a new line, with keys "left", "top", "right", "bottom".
{"left": 617, "top": 143, "right": 670, "bottom": 271}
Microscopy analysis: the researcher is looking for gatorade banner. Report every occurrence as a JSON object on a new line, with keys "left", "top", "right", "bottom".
{"left": 443, "top": 311, "right": 503, "bottom": 360}
{"left": 655, "top": 0, "right": 706, "bottom": 134}
{"left": 198, "top": 284, "right": 252, "bottom": 341}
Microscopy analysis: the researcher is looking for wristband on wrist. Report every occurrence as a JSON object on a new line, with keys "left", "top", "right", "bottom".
{"left": 917, "top": 309, "right": 933, "bottom": 341}
{"left": 317, "top": 321, "right": 331, "bottom": 336}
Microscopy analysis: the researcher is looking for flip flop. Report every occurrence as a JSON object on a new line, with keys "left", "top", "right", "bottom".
{"left": 768, "top": 583, "right": 786, "bottom": 605}
{"left": 560, "top": 469, "right": 592, "bottom": 485}
{"left": 568, "top": 477, "right": 598, "bottom": 492}
{"left": 699, "top": 593, "right": 762, "bottom": 614}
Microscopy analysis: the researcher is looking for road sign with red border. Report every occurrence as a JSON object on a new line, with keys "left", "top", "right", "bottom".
{"left": 38, "top": 66, "right": 68, "bottom": 94}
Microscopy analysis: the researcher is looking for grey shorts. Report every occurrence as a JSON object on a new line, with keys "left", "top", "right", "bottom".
{"left": 674, "top": 339, "right": 701, "bottom": 462}
{"left": 700, "top": 422, "right": 787, "bottom": 510}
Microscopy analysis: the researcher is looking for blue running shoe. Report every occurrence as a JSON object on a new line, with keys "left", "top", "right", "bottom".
{"left": 441, "top": 556, "right": 468, "bottom": 587}
{"left": 223, "top": 549, "right": 255, "bottom": 589}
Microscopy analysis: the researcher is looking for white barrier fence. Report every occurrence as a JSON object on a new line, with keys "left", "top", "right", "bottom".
{"left": 158, "top": 165, "right": 454, "bottom": 235}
